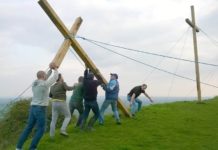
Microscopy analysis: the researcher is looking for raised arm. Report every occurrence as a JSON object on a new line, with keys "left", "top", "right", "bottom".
{"left": 46, "top": 69, "right": 52, "bottom": 80}
{"left": 63, "top": 82, "right": 74, "bottom": 91}
{"left": 105, "top": 80, "right": 116, "bottom": 92}
{"left": 95, "top": 80, "right": 103, "bottom": 87}
{"left": 84, "top": 68, "right": 89, "bottom": 79}
{"left": 45, "top": 62, "right": 59, "bottom": 87}
{"left": 45, "top": 69, "right": 59, "bottom": 87}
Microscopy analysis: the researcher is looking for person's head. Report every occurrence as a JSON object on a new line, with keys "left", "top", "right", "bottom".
{"left": 87, "top": 71, "right": 94, "bottom": 80}
{"left": 141, "top": 84, "right": 147, "bottom": 90}
{"left": 110, "top": 73, "right": 118, "bottom": 80}
{"left": 37, "top": 71, "right": 46, "bottom": 80}
{"left": 56, "top": 73, "right": 64, "bottom": 82}
{"left": 78, "top": 76, "right": 84, "bottom": 83}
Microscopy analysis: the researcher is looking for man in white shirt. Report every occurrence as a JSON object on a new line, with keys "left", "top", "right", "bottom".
{"left": 16, "top": 62, "right": 58, "bottom": 150}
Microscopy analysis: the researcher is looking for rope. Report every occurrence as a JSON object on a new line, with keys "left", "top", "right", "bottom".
{"left": 0, "top": 83, "right": 32, "bottom": 119}
{"left": 167, "top": 29, "right": 189, "bottom": 97}
{"left": 69, "top": 47, "right": 85, "bottom": 68}
{"left": 1, "top": 27, "right": 217, "bottom": 113}
{"left": 0, "top": 68, "right": 50, "bottom": 115}
{"left": 185, "top": 68, "right": 218, "bottom": 98}
{"left": 199, "top": 28, "right": 218, "bottom": 47}
{"left": 84, "top": 39, "right": 218, "bottom": 89}
{"left": 76, "top": 36, "right": 218, "bottom": 67}
{"left": 12, "top": 84, "right": 32, "bottom": 101}
{"left": 144, "top": 27, "right": 190, "bottom": 81}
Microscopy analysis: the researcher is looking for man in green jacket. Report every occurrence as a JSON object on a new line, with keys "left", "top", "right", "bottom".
{"left": 69, "top": 76, "right": 84, "bottom": 127}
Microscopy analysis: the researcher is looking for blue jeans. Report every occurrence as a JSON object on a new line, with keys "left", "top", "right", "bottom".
{"left": 127, "top": 96, "right": 142, "bottom": 115}
{"left": 99, "top": 100, "right": 120, "bottom": 124}
{"left": 80, "top": 101, "right": 100, "bottom": 128}
{"left": 16, "top": 105, "right": 46, "bottom": 150}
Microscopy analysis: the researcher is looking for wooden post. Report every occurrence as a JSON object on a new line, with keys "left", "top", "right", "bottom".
{"left": 38, "top": 0, "right": 131, "bottom": 117}
{"left": 185, "top": 18, "right": 199, "bottom": 32}
{"left": 52, "top": 17, "right": 83, "bottom": 67}
{"left": 186, "top": 5, "right": 202, "bottom": 102}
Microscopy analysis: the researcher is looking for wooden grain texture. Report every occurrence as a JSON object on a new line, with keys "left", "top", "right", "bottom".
{"left": 38, "top": 0, "right": 131, "bottom": 117}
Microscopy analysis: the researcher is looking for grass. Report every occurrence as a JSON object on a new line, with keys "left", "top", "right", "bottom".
{"left": 5, "top": 97, "right": 218, "bottom": 150}
{"left": 0, "top": 99, "right": 30, "bottom": 149}
{"left": 0, "top": 99, "right": 66, "bottom": 149}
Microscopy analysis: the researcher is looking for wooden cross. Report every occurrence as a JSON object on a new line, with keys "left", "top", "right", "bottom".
{"left": 185, "top": 5, "right": 202, "bottom": 103}
{"left": 38, "top": 0, "right": 131, "bottom": 117}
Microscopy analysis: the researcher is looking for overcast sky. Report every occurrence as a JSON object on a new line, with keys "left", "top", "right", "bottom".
{"left": 0, "top": 0, "right": 218, "bottom": 100}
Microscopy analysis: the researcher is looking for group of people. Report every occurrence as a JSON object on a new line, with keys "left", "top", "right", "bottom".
{"left": 16, "top": 62, "right": 153, "bottom": 150}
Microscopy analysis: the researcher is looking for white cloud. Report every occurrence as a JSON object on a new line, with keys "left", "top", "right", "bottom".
{"left": 0, "top": 0, "right": 218, "bottom": 99}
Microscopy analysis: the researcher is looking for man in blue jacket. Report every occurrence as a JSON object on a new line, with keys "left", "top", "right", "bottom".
{"left": 99, "top": 73, "right": 121, "bottom": 125}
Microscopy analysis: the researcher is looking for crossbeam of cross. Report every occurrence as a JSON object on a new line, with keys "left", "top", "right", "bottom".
{"left": 38, "top": 0, "right": 131, "bottom": 117}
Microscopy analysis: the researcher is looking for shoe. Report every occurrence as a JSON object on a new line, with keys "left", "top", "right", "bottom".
{"left": 60, "top": 131, "right": 69, "bottom": 137}
{"left": 116, "top": 121, "right": 121, "bottom": 125}
{"left": 87, "top": 126, "right": 96, "bottom": 131}
{"left": 99, "top": 121, "right": 104, "bottom": 125}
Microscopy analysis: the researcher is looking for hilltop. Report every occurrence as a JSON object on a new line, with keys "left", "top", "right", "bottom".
{"left": 3, "top": 97, "right": 218, "bottom": 150}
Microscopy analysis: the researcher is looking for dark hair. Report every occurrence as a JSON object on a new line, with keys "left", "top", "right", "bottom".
{"left": 88, "top": 72, "right": 94, "bottom": 80}
{"left": 78, "top": 76, "right": 84, "bottom": 83}
{"left": 142, "top": 84, "right": 147, "bottom": 87}
{"left": 57, "top": 73, "right": 62, "bottom": 82}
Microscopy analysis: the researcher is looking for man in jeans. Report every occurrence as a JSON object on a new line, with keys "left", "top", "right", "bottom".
{"left": 80, "top": 68, "right": 102, "bottom": 130}
{"left": 16, "top": 62, "right": 58, "bottom": 150}
{"left": 127, "top": 84, "right": 153, "bottom": 116}
{"left": 99, "top": 73, "right": 121, "bottom": 125}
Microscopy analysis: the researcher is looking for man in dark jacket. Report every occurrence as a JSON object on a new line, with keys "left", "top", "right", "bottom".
{"left": 99, "top": 73, "right": 121, "bottom": 125}
{"left": 80, "top": 68, "right": 102, "bottom": 130}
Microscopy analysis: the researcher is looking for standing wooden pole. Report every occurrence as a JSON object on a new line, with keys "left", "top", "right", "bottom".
{"left": 38, "top": 0, "right": 131, "bottom": 117}
{"left": 190, "top": 5, "right": 202, "bottom": 102}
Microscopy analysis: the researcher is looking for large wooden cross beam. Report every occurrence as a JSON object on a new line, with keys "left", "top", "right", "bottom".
{"left": 185, "top": 5, "right": 202, "bottom": 103}
{"left": 38, "top": 0, "right": 131, "bottom": 117}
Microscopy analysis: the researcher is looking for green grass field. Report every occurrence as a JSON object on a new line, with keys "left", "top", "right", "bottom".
{"left": 7, "top": 97, "right": 218, "bottom": 150}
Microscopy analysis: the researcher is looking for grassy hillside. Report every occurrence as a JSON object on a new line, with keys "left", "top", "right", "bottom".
{"left": 0, "top": 99, "right": 67, "bottom": 149}
{"left": 0, "top": 99, "right": 30, "bottom": 149}
{"left": 5, "top": 97, "right": 218, "bottom": 150}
